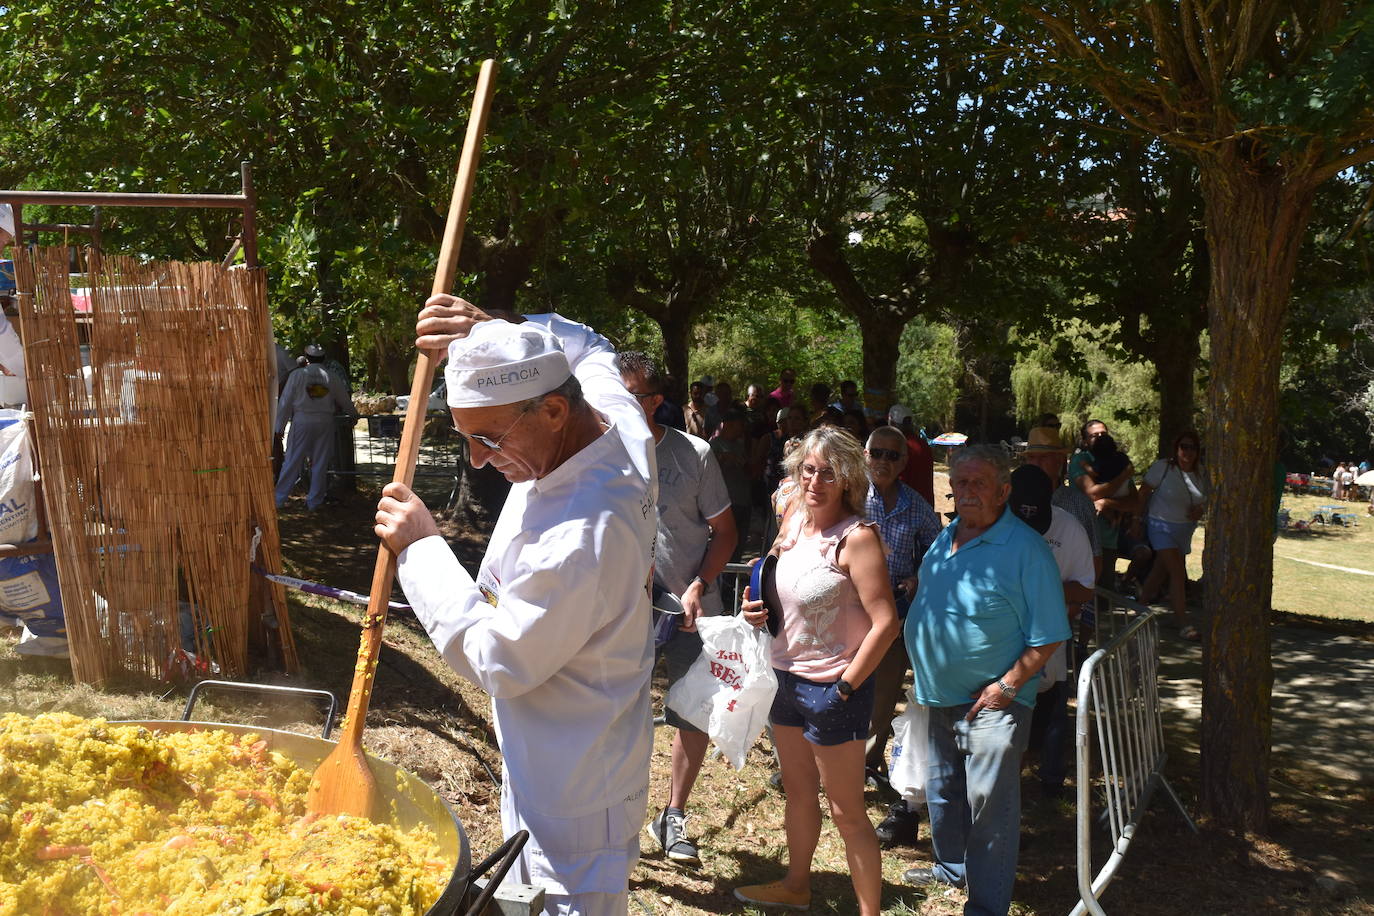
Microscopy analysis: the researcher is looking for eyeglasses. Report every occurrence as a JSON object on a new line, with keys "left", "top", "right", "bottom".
{"left": 1178, "top": 442, "right": 1199, "bottom": 452}
{"left": 629, "top": 390, "right": 659, "bottom": 401}
{"left": 867, "top": 448, "right": 902, "bottom": 462}
{"left": 454, "top": 404, "right": 536, "bottom": 452}
{"left": 800, "top": 463, "right": 838, "bottom": 484}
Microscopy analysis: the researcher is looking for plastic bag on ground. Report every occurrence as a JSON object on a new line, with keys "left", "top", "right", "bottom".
{"left": 889, "top": 690, "right": 929, "bottom": 805}
{"left": 666, "top": 615, "right": 778, "bottom": 769}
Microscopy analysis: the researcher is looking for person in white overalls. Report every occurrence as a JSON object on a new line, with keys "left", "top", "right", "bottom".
{"left": 273, "top": 343, "right": 355, "bottom": 510}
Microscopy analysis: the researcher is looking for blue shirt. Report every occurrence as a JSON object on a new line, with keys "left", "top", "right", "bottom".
{"left": 904, "top": 505, "right": 1070, "bottom": 709}
{"left": 865, "top": 481, "right": 941, "bottom": 616}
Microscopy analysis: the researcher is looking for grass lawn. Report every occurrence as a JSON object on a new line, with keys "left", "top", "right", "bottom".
{"left": 1187, "top": 490, "right": 1374, "bottom": 624}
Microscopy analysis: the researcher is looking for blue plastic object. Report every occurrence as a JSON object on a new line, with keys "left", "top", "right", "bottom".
{"left": 748, "top": 554, "right": 781, "bottom": 636}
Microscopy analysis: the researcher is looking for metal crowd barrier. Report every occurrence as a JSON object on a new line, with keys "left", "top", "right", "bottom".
{"left": 1071, "top": 589, "right": 1196, "bottom": 916}
{"left": 721, "top": 561, "right": 754, "bottom": 614}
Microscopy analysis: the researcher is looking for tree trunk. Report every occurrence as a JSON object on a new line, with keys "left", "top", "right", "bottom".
{"left": 1152, "top": 319, "right": 1201, "bottom": 456}
{"left": 481, "top": 250, "right": 531, "bottom": 314}
{"left": 658, "top": 307, "right": 693, "bottom": 388}
{"left": 1196, "top": 160, "right": 1316, "bottom": 834}
{"left": 857, "top": 312, "right": 900, "bottom": 420}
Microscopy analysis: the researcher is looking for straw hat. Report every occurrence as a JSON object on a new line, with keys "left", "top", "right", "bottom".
{"left": 1024, "top": 426, "right": 1066, "bottom": 453}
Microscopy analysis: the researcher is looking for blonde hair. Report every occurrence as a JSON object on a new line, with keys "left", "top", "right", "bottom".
{"left": 783, "top": 426, "right": 869, "bottom": 519}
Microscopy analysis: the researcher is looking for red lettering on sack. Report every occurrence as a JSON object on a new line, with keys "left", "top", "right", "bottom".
{"left": 708, "top": 660, "right": 744, "bottom": 691}
{"left": 716, "top": 650, "right": 744, "bottom": 662}
{"left": 726, "top": 699, "right": 738, "bottom": 712}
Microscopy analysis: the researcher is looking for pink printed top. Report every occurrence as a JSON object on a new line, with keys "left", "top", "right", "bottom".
{"left": 769, "top": 512, "right": 876, "bottom": 680}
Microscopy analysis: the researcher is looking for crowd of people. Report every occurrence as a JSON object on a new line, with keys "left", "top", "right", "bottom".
{"left": 1328, "top": 459, "right": 1372, "bottom": 510}
{"left": 369, "top": 298, "right": 1208, "bottom": 916}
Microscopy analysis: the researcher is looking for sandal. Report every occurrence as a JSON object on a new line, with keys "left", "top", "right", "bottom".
{"left": 734, "top": 881, "right": 811, "bottom": 911}
{"left": 1179, "top": 624, "right": 1201, "bottom": 642}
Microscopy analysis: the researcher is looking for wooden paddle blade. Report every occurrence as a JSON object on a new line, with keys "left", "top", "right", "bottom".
{"left": 307, "top": 732, "right": 378, "bottom": 818}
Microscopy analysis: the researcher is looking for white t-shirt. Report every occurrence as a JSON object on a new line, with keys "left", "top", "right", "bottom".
{"left": 397, "top": 314, "right": 658, "bottom": 820}
{"left": 1039, "top": 505, "right": 1095, "bottom": 687}
{"left": 654, "top": 427, "right": 731, "bottom": 615}
{"left": 1143, "top": 459, "right": 1206, "bottom": 524}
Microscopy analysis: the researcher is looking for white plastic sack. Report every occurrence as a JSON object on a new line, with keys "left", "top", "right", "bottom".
{"left": 888, "top": 691, "right": 930, "bottom": 804}
{"left": 0, "top": 410, "right": 38, "bottom": 544}
{"left": 666, "top": 615, "right": 778, "bottom": 769}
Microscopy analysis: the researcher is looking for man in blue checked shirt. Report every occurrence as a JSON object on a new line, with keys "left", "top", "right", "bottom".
{"left": 862, "top": 425, "right": 941, "bottom": 847}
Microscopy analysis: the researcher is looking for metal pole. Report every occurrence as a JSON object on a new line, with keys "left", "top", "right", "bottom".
{"left": 0, "top": 190, "right": 249, "bottom": 209}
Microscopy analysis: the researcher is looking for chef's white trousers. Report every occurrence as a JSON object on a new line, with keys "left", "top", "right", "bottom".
{"left": 499, "top": 780, "right": 644, "bottom": 916}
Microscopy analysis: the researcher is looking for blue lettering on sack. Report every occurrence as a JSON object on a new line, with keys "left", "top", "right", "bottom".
{"left": 475, "top": 366, "right": 540, "bottom": 388}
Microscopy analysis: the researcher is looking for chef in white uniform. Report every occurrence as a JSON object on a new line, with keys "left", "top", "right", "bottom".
{"left": 374, "top": 298, "right": 657, "bottom": 916}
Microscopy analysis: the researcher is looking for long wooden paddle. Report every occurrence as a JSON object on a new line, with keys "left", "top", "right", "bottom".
{"left": 308, "top": 59, "right": 498, "bottom": 818}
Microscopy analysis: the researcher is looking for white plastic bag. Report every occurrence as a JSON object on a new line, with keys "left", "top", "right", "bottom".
{"left": 666, "top": 615, "right": 778, "bottom": 769}
{"left": 888, "top": 690, "right": 930, "bottom": 804}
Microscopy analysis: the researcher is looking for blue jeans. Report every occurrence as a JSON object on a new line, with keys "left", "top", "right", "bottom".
{"left": 924, "top": 702, "right": 1031, "bottom": 916}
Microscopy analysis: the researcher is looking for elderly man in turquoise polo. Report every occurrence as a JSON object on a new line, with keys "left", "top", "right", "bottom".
{"left": 902, "top": 444, "right": 1070, "bottom": 916}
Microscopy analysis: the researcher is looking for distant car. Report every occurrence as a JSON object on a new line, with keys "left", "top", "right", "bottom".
{"left": 395, "top": 379, "right": 448, "bottom": 413}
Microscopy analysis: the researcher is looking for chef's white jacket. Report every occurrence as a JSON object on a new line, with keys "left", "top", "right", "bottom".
{"left": 397, "top": 314, "right": 658, "bottom": 818}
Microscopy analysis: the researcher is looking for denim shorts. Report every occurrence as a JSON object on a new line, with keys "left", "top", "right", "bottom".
{"left": 769, "top": 668, "right": 876, "bottom": 746}
{"left": 1147, "top": 516, "right": 1198, "bottom": 555}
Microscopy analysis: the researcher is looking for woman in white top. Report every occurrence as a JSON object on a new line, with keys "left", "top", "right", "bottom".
{"left": 1133, "top": 430, "right": 1206, "bottom": 640}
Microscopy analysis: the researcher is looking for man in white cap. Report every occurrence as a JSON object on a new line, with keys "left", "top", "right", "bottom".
{"left": 273, "top": 343, "right": 356, "bottom": 511}
{"left": 374, "top": 295, "right": 657, "bottom": 916}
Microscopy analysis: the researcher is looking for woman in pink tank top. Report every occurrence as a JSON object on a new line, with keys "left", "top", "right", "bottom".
{"left": 735, "top": 427, "right": 899, "bottom": 915}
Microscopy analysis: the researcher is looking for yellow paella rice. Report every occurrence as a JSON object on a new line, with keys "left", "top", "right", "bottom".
{"left": 0, "top": 712, "right": 449, "bottom": 916}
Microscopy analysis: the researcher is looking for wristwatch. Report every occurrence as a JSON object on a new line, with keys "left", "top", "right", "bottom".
{"left": 690, "top": 575, "right": 709, "bottom": 591}
{"left": 836, "top": 678, "right": 854, "bottom": 698}
{"left": 996, "top": 678, "right": 1018, "bottom": 699}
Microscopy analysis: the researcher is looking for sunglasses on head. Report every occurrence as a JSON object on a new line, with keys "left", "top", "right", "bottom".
{"left": 867, "top": 447, "right": 902, "bottom": 462}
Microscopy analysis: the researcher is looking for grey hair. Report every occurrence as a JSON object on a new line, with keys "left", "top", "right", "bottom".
{"left": 866, "top": 425, "right": 907, "bottom": 458}
{"left": 783, "top": 426, "right": 870, "bottom": 518}
{"left": 949, "top": 443, "right": 1011, "bottom": 486}
{"left": 532, "top": 373, "right": 585, "bottom": 412}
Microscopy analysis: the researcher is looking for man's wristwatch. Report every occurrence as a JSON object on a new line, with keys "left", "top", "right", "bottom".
{"left": 690, "top": 575, "right": 709, "bottom": 591}
{"left": 996, "top": 678, "right": 1018, "bottom": 699}
{"left": 836, "top": 678, "right": 854, "bottom": 698}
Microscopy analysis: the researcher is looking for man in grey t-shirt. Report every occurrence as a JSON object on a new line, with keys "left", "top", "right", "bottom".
{"left": 618, "top": 352, "right": 737, "bottom": 869}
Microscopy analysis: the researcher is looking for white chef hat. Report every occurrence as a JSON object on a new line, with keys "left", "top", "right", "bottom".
{"left": 445, "top": 319, "right": 571, "bottom": 408}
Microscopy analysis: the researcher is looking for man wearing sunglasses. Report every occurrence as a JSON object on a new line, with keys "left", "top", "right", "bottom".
{"left": 862, "top": 425, "right": 941, "bottom": 849}
{"left": 374, "top": 296, "right": 658, "bottom": 916}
